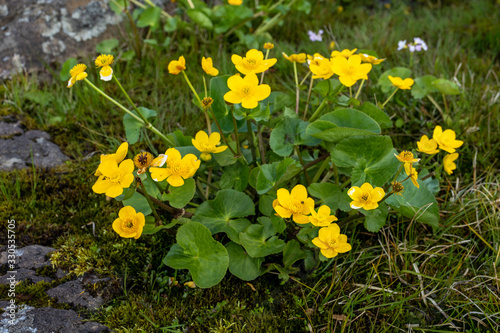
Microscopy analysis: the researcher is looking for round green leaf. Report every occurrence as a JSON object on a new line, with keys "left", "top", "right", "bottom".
{"left": 192, "top": 189, "right": 255, "bottom": 239}
{"left": 432, "top": 79, "right": 461, "bottom": 95}
{"left": 239, "top": 217, "right": 285, "bottom": 258}
{"left": 270, "top": 117, "right": 321, "bottom": 157}
{"left": 225, "top": 242, "right": 263, "bottom": 281}
{"left": 163, "top": 222, "right": 228, "bottom": 288}
{"left": 306, "top": 108, "right": 381, "bottom": 143}
{"left": 220, "top": 160, "right": 249, "bottom": 192}
{"left": 331, "top": 135, "right": 399, "bottom": 186}
{"left": 357, "top": 102, "right": 392, "bottom": 129}
{"left": 161, "top": 178, "right": 196, "bottom": 209}
{"left": 411, "top": 75, "right": 439, "bottom": 99}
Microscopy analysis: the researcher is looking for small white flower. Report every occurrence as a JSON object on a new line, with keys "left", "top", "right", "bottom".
{"left": 397, "top": 40, "right": 407, "bottom": 51}
{"left": 308, "top": 30, "right": 324, "bottom": 42}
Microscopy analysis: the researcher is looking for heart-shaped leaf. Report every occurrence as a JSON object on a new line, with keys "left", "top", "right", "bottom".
{"left": 225, "top": 242, "right": 263, "bottom": 281}
{"left": 239, "top": 217, "right": 285, "bottom": 258}
{"left": 163, "top": 222, "right": 228, "bottom": 288}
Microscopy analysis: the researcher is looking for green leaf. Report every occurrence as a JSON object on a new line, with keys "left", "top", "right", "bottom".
{"left": 192, "top": 189, "right": 255, "bottom": 242}
{"left": 213, "top": 5, "right": 253, "bottom": 34}
{"left": 109, "top": 0, "right": 128, "bottom": 14}
{"left": 258, "top": 194, "right": 275, "bottom": 216}
{"left": 95, "top": 38, "right": 119, "bottom": 54}
{"left": 360, "top": 203, "right": 388, "bottom": 232}
{"left": 411, "top": 75, "right": 439, "bottom": 99}
{"left": 123, "top": 107, "right": 157, "bottom": 144}
{"left": 270, "top": 117, "right": 321, "bottom": 157}
{"left": 123, "top": 191, "right": 152, "bottom": 216}
{"left": 60, "top": 58, "right": 77, "bottom": 82}
{"left": 283, "top": 240, "right": 307, "bottom": 268}
{"left": 357, "top": 102, "right": 392, "bottom": 129}
{"left": 270, "top": 215, "right": 286, "bottom": 234}
{"left": 306, "top": 108, "right": 381, "bottom": 143}
{"left": 256, "top": 158, "right": 302, "bottom": 194}
{"left": 121, "top": 50, "right": 136, "bottom": 61}
{"left": 248, "top": 166, "right": 260, "bottom": 189}
{"left": 225, "top": 242, "right": 263, "bottom": 281}
{"left": 220, "top": 160, "right": 249, "bottom": 192}
{"left": 307, "top": 183, "right": 343, "bottom": 212}
{"left": 187, "top": 9, "right": 213, "bottom": 30}
{"left": 331, "top": 135, "right": 399, "bottom": 187}
{"left": 142, "top": 217, "right": 177, "bottom": 235}
{"left": 378, "top": 67, "right": 412, "bottom": 93}
{"left": 386, "top": 174, "right": 439, "bottom": 229}
{"left": 233, "top": 103, "right": 270, "bottom": 122}
{"left": 164, "top": 17, "right": 179, "bottom": 32}
{"left": 213, "top": 142, "right": 238, "bottom": 166}
{"left": 137, "top": 7, "right": 161, "bottom": 29}
{"left": 312, "top": 78, "right": 342, "bottom": 97}
{"left": 239, "top": 217, "right": 286, "bottom": 258}
{"left": 161, "top": 178, "right": 196, "bottom": 209}
{"left": 24, "top": 91, "right": 54, "bottom": 107}
{"left": 273, "top": 92, "right": 294, "bottom": 114}
{"left": 163, "top": 222, "right": 228, "bottom": 288}
{"left": 432, "top": 79, "right": 461, "bottom": 95}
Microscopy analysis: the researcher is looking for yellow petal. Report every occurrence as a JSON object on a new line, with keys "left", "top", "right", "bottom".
{"left": 119, "top": 206, "right": 137, "bottom": 220}
{"left": 277, "top": 188, "right": 292, "bottom": 208}
{"left": 118, "top": 159, "right": 135, "bottom": 174}
{"left": 167, "top": 175, "right": 185, "bottom": 187}
{"left": 321, "top": 248, "right": 338, "bottom": 258}
{"left": 274, "top": 205, "right": 292, "bottom": 219}
{"left": 224, "top": 91, "right": 242, "bottom": 105}
{"left": 98, "top": 159, "right": 119, "bottom": 178}
{"left": 106, "top": 184, "right": 123, "bottom": 198}
{"left": 290, "top": 184, "right": 308, "bottom": 201}
{"left": 208, "top": 132, "right": 221, "bottom": 146}
{"left": 92, "top": 178, "right": 112, "bottom": 194}
{"left": 292, "top": 213, "right": 310, "bottom": 224}
{"left": 165, "top": 148, "right": 182, "bottom": 163}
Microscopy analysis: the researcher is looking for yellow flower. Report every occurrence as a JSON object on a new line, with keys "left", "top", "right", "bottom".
{"left": 360, "top": 54, "right": 386, "bottom": 65}
{"left": 282, "top": 52, "right": 307, "bottom": 63}
{"left": 201, "top": 57, "right": 219, "bottom": 76}
{"left": 432, "top": 126, "right": 463, "bottom": 153}
{"left": 309, "top": 205, "right": 338, "bottom": 227}
{"left": 184, "top": 281, "right": 196, "bottom": 288}
{"left": 404, "top": 164, "right": 419, "bottom": 188}
{"left": 272, "top": 184, "right": 315, "bottom": 224}
{"left": 329, "top": 41, "right": 336, "bottom": 49}
{"left": 201, "top": 97, "right": 214, "bottom": 109}
{"left": 330, "top": 48, "right": 357, "bottom": 58}
{"left": 307, "top": 53, "right": 325, "bottom": 67}
{"left": 309, "top": 57, "right": 335, "bottom": 80}
{"left": 150, "top": 148, "right": 200, "bottom": 187}
{"left": 168, "top": 55, "right": 186, "bottom": 75}
{"left": 95, "top": 54, "right": 114, "bottom": 81}
{"left": 264, "top": 42, "right": 274, "bottom": 50}
{"left": 417, "top": 135, "right": 440, "bottom": 155}
{"left": 94, "top": 142, "right": 129, "bottom": 176}
{"left": 443, "top": 153, "right": 459, "bottom": 175}
{"left": 388, "top": 75, "right": 414, "bottom": 90}
{"left": 67, "top": 64, "right": 88, "bottom": 88}
{"left": 151, "top": 154, "right": 167, "bottom": 167}
{"left": 312, "top": 224, "right": 352, "bottom": 258}
{"left": 391, "top": 181, "right": 404, "bottom": 196}
{"left": 394, "top": 151, "right": 420, "bottom": 167}
{"left": 134, "top": 152, "right": 153, "bottom": 175}
{"left": 231, "top": 49, "right": 277, "bottom": 75}
{"left": 223, "top": 73, "right": 271, "bottom": 109}
{"left": 336, "top": 5, "right": 343, "bottom": 13}
{"left": 347, "top": 183, "right": 385, "bottom": 210}
{"left": 228, "top": 0, "right": 242, "bottom": 5}
{"left": 192, "top": 131, "right": 228, "bottom": 161}
{"left": 92, "top": 159, "right": 135, "bottom": 198}
{"left": 112, "top": 206, "right": 145, "bottom": 239}
{"left": 331, "top": 55, "right": 372, "bottom": 87}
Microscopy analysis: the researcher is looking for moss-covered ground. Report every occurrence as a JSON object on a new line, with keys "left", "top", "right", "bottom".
{"left": 1, "top": 1, "right": 499, "bottom": 332}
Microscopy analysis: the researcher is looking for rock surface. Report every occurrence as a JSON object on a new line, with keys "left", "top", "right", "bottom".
{"left": 0, "top": 245, "right": 55, "bottom": 270}
{"left": 0, "top": 303, "right": 110, "bottom": 333}
{"left": 47, "top": 280, "right": 105, "bottom": 310}
{"left": 0, "top": 0, "right": 121, "bottom": 78}
{"left": 0, "top": 121, "right": 69, "bottom": 171}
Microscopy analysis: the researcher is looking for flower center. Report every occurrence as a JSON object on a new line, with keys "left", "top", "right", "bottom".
{"left": 344, "top": 65, "right": 355, "bottom": 77}
{"left": 124, "top": 217, "right": 135, "bottom": 230}
{"left": 402, "top": 151, "right": 413, "bottom": 160}
{"left": 242, "top": 86, "right": 252, "bottom": 96}
{"left": 244, "top": 58, "right": 257, "bottom": 69}
{"left": 360, "top": 192, "right": 370, "bottom": 202}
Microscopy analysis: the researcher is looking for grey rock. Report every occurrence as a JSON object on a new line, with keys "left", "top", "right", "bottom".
{"left": 0, "top": 0, "right": 122, "bottom": 78}
{"left": 0, "top": 245, "right": 55, "bottom": 270}
{"left": 56, "top": 267, "right": 68, "bottom": 279}
{"left": 0, "top": 121, "right": 23, "bottom": 138}
{"left": 0, "top": 269, "right": 52, "bottom": 285}
{"left": 0, "top": 122, "right": 69, "bottom": 171}
{"left": 0, "top": 304, "right": 110, "bottom": 332}
{"left": 46, "top": 280, "right": 104, "bottom": 310}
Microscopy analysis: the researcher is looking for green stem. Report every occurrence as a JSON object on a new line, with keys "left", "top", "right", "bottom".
{"left": 354, "top": 79, "right": 365, "bottom": 100}
{"left": 295, "top": 146, "right": 311, "bottom": 185}
{"left": 208, "top": 106, "right": 238, "bottom": 157}
{"left": 257, "top": 124, "right": 267, "bottom": 164}
{"left": 303, "top": 77, "right": 314, "bottom": 120}
{"left": 293, "top": 61, "right": 300, "bottom": 114}
{"left": 427, "top": 95, "right": 445, "bottom": 119}
{"left": 203, "top": 75, "right": 208, "bottom": 98}
{"left": 230, "top": 106, "right": 242, "bottom": 156}
{"left": 85, "top": 78, "right": 175, "bottom": 147}
{"left": 123, "top": 0, "right": 142, "bottom": 60}
{"left": 181, "top": 70, "right": 202, "bottom": 105}
{"left": 138, "top": 179, "right": 162, "bottom": 226}
{"left": 309, "top": 98, "right": 328, "bottom": 122}
{"left": 247, "top": 120, "right": 257, "bottom": 162}
{"left": 382, "top": 88, "right": 399, "bottom": 108}
{"left": 442, "top": 93, "right": 449, "bottom": 115}
{"left": 113, "top": 76, "right": 148, "bottom": 123}
{"left": 311, "top": 156, "right": 330, "bottom": 184}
